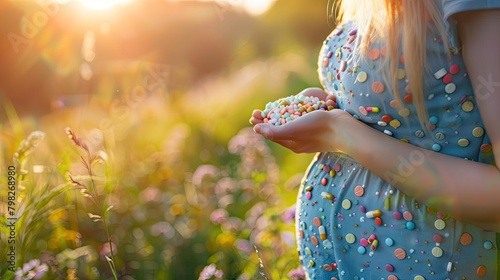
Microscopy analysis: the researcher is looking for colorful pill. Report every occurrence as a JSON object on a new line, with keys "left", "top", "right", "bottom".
{"left": 319, "top": 225, "right": 327, "bottom": 240}
{"left": 366, "top": 106, "right": 380, "bottom": 113}
{"left": 321, "top": 177, "right": 328, "bottom": 186}
{"left": 366, "top": 209, "right": 382, "bottom": 218}
{"left": 368, "top": 234, "right": 377, "bottom": 243}
{"left": 321, "top": 191, "right": 334, "bottom": 200}
{"left": 370, "top": 239, "right": 379, "bottom": 251}
{"left": 433, "top": 68, "right": 447, "bottom": 79}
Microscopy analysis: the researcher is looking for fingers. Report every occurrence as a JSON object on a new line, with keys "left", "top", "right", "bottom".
{"left": 298, "top": 87, "right": 328, "bottom": 100}
{"left": 249, "top": 110, "right": 264, "bottom": 125}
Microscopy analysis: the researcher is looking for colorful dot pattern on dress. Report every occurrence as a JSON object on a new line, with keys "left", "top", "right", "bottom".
{"left": 295, "top": 20, "right": 497, "bottom": 279}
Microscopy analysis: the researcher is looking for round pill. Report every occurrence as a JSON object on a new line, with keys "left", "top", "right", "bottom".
{"left": 360, "top": 238, "right": 368, "bottom": 247}
{"left": 397, "top": 68, "right": 406, "bottom": 80}
{"left": 357, "top": 71, "right": 368, "bottom": 82}
{"left": 368, "top": 48, "right": 381, "bottom": 60}
{"left": 354, "top": 185, "right": 365, "bottom": 197}
{"left": 388, "top": 275, "right": 399, "bottom": 280}
{"left": 334, "top": 163, "right": 341, "bottom": 172}
{"left": 414, "top": 130, "right": 425, "bottom": 138}
{"left": 434, "top": 219, "right": 446, "bottom": 230}
{"left": 394, "top": 248, "right": 406, "bottom": 260}
{"left": 460, "top": 232, "right": 473, "bottom": 246}
{"left": 392, "top": 211, "right": 403, "bottom": 220}
{"left": 443, "top": 73, "right": 453, "bottom": 84}
{"left": 406, "top": 221, "right": 416, "bottom": 230}
{"left": 445, "top": 83, "right": 456, "bottom": 94}
{"left": 313, "top": 217, "right": 322, "bottom": 227}
{"left": 385, "top": 264, "right": 394, "bottom": 272}
{"left": 476, "top": 265, "right": 487, "bottom": 277}
{"left": 345, "top": 233, "right": 356, "bottom": 244}
{"left": 432, "top": 144, "right": 442, "bottom": 152}
{"left": 481, "top": 144, "right": 493, "bottom": 153}
{"left": 371, "top": 81, "right": 385, "bottom": 94}
{"left": 321, "top": 177, "right": 328, "bottom": 186}
{"left": 433, "top": 234, "right": 444, "bottom": 243}
{"left": 403, "top": 94, "right": 412, "bottom": 103}
{"left": 375, "top": 217, "right": 383, "bottom": 226}
{"left": 311, "top": 236, "right": 319, "bottom": 246}
{"left": 484, "top": 241, "right": 493, "bottom": 250}
{"left": 385, "top": 237, "right": 394, "bottom": 247}
{"left": 414, "top": 275, "right": 425, "bottom": 280}
{"left": 403, "top": 211, "right": 413, "bottom": 221}
{"left": 472, "top": 127, "right": 484, "bottom": 137}
{"left": 449, "top": 64, "right": 460, "bottom": 74}
{"left": 398, "top": 108, "right": 410, "bottom": 117}
{"left": 435, "top": 132, "right": 446, "bottom": 140}
{"left": 342, "top": 199, "right": 352, "bottom": 210}
{"left": 306, "top": 191, "right": 312, "bottom": 200}
{"left": 359, "top": 106, "right": 368, "bottom": 115}
{"left": 431, "top": 246, "right": 443, "bottom": 258}
{"left": 429, "top": 116, "right": 438, "bottom": 124}
{"left": 358, "top": 246, "right": 366, "bottom": 254}
{"left": 382, "top": 115, "right": 392, "bottom": 122}
{"left": 462, "top": 100, "right": 474, "bottom": 112}
{"left": 323, "top": 165, "right": 331, "bottom": 172}
{"left": 458, "top": 138, "right": 470, "bottom": 147}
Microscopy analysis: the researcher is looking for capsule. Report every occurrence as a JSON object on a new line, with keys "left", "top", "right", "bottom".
{"left": 370, "top": 239, "right": 379, "bottom": 251}
{"left": 366, "top": 209, "right": 382, "bottom": 218}
{"left": 319, "top": 226, "right": 327, "bottom": 240}
{"left": 321, "top": 191, "right": 334, "bottom": 200}
{"left": 367, "top": 234, "right": 377, "bottom": 243}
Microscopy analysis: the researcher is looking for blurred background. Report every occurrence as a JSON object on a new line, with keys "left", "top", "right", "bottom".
{"left": 1, "top": 0, "right": 334, "bottom": 279}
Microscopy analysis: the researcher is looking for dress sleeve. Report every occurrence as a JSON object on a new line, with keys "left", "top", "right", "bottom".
{"left": 440, "top": 0, "right": 500, "bottom": 53}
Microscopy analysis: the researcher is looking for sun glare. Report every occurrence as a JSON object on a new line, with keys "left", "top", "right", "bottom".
{"left": 79, "top": 0, "right": 131, "bottom": 10}
{"left": 241, "top": 0, "right": 275, "bottom": 16}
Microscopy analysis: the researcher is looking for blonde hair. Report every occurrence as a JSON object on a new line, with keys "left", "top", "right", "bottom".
{"left": 332, "top": 0, "right": 451, "bottom": 131}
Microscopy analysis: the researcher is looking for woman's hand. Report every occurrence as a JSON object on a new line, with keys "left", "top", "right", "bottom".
{"left": 249, "top": 87, "right": 338, "bottom": 125}
{"left": 253, "top": 109, "right": 353, "bottom": 153}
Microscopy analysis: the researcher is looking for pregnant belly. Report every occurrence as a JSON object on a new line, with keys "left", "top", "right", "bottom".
{"left": 295, "top": 152, "right": 497, "bottom": 279}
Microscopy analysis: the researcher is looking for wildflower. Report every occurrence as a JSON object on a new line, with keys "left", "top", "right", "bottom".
{"left": 210, "top": 209, "right": 228, "bottom": 224}
{"left": 287, "top": 267, "right": 306, "bottom": 280}
{"left": 281, "top": 205, "right": 296, "bottom": 224}
{"left": 198, "top": 264, "right": 223, "bottom": 280}
{"left": 15, "top": 259, "right": 49, "bottom": 280}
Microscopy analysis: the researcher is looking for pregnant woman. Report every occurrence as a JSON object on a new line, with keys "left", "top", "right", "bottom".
{"left": 250, "top": 1, "right": 500, "bottom": 279}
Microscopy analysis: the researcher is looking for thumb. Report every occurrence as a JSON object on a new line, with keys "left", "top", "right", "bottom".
{"left": 253, "top": 124, "right": 275, "bottom": 140}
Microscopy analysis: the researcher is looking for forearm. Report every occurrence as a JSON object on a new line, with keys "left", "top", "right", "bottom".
{"left": 338, "top": 118, "right": 500, "bottom": 228}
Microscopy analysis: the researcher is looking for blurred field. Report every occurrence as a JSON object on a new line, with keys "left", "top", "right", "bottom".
{"left": 0, "top": 1, "right": 333, "bottom": 279}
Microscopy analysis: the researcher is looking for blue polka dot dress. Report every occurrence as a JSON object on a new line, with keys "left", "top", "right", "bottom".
{"left": 295, "top": 3, "right": 499, "bottom": 279}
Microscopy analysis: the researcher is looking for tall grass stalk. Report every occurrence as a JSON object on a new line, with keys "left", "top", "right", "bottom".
{"left": 65, "top": 127, "right": 118, "bottom": 280}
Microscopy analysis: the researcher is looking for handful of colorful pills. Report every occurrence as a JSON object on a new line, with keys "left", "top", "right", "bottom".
{"left": 261, "top": 95, "right": 335, "bottom": 126}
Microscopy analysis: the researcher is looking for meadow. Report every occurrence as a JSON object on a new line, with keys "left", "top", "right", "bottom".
{"left": 1, "top": 1, "right": 332, "bottom": 279}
